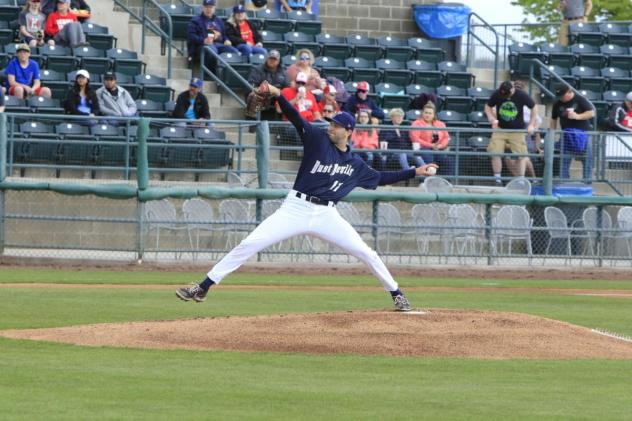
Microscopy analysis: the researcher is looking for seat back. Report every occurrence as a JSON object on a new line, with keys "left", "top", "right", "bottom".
{"left": 219, "top": 199, "right": 251, "bottom": 225}
{"left": 182, "top": 198, "right": 214, "bottom": 231}
{"left": 144, "top": 199, "right": 177, "bottom": 226}
{"left": 267, "top": 172, "right": 293, "bottom": 188}
{"left": 377, "top": 203, "right": 401, "bottom": 234}
{"left": 422, "top": 176, "right": 453, "bottom": 193}
{"left": 544, "top": 206, "right": 569, "bottom": 239}
{"left": 504, "top": 177, "right": 532, "bottom": 195}
{"left": 494, "top": 205, "right": 531, "bottom": 236}
{"left": 617, "top": 206, "right": 632, "bottom": 237}
{"left": 582, "top": 207, "right": 613, "bottom": 238}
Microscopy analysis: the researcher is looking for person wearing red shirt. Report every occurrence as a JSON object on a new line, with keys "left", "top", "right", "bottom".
{"left": 224, "top": 4, "right": 266, "bottom": 57}
{"left": 277, "top": 72, "right": 321, "bottom": 122}
{"left": 409, "top": 102, "right": 454, "bottom": 176}
{"left": 44, "top": 0, "right": 86, "bottom": 49}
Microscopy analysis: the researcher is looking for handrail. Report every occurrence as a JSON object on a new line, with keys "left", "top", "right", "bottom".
{"left": 467, "top": 11, "right": 499, "bottom": 87}
{"left": 528, "top": 58, "right": 598, "bottom": 129}
{"left": 199, "top": 45, "right": 249, "bottom": 107}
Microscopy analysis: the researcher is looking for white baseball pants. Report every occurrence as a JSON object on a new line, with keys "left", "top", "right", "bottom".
{"left": 207, "top": 190, "right": 399, "bottom": 291}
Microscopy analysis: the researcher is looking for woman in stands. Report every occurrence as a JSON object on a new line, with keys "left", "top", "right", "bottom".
{"left": 64, "top": 69, "right": 100, "bottom": 125}
{"left": 351, "top": 109, "right": 381, "bottom": 169}
{"left": 19, "top": 0, "right": 54, "bottom": 47}
{"left": 378, "top": 108, "right": 425, "bottom": 171}
{"left": 285, "top": 49, "right": 325, "bottom": 96}
{"left": 409, "top": 102, "right": 454, "bottom": 176}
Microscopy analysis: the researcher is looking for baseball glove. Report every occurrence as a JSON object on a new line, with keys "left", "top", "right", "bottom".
{"left": 245, "top": 81, "right": 272, "bottom": 119}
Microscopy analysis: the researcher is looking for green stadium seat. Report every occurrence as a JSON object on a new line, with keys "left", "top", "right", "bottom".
{"left": 17, "top": 121, "right": 60, "bottom": 166}
{"left": 407, "top": 37, "right": 445, "bottom": 63}
{"left": 287, "top": 10, "right": 322, "bottom": 35}
{"left": 218, "top": 52, "right": 251, "bottom": 89}
{"left": 508, "top": 42, "right": 545, "bottom": 77}
{"left": 346, "top": 34, "right": 382, "bottom": 61}
{"left": 438, "top": 61, "right": 475, "bottom": 88}
{"left": 375, "top": 82, "right": 409, "bottom": 110}
{"left": 571, "top": 66, "right": 606, "bottom": 92}
{"left": 82, "top": 22, "right": 116, "bottom": 51}
{"left": 540, "top": 43, "right": 574, "bottom": 68}
{"left": 73, "top": 46, "right": 111, "bottom": 75}
{"left": 256, "top": 8, "right": 293, "bottom": 33}
{"left": 136, "top": 99, "right": 168, "bottom": 118}
{"left": 90, "top": 124, "right": 128, "bottom": 167}
{"left": 39, "top": 69, "right": 70, "bottom": 100}
{"left": 407, "top": 59, "right": 443, "bottom": 88}
{"left": 436, "top": 85, "right": 473, "bottom": 113}
{"left": 315, "top": 56, "right": 351, "bottom": 82}
{"left": 0, "top": 0, "right": 19, "bottom": 23}
{"left": 345, "top": 57, "right": 382, "bottom": 85}
{"left": 27, "top": 96, "right": 65, "bottom": 115}
{"left": 599, "top": 23, "right": 632, "bottom": 47}
{"left": 55, "top": 122, "right": 94, "bottom": 166}
{"left": 134, "top": 74, "right": 174, "bottom": 103}
{"left": 569, "top": 22, "right": 604, "bottom": 46}
{"left": 377, "top": 35, "right": 414, "bottom": 62}
{"left": 4, "top": 95, "right": 29, "bottom": 113}
{"left": 158, "top": 2, "right": 193, "bottom": 44}
{"left": 375, "top": 58, "right": 412, "bottom": 87}
{"left": 600, "top": 44, "right": 632, "bottom": 70}
{"left": 39, "top": 44, "right": 76, "bottom": 74}
{"left": 570, "top": 43, "right": 606, "bottom": 68}
{"left": 107, "top": 48, "right": 145, "bottom": 77}
{"left": 260, "top": 30, "right": 289, "bottom": 56}
{"left": 601, "top": 67, "right": 632, "bottom": 93}
{"left": 317, "top": 33, "right": 353, "bottom": 60}
{"left": 113, "top": 72, "right": 142, "bottom": 100}
{"left": 467, "top": 86, "right": 493, "bottom": 111}
{"left": 284, "top": 31, "right": 320, "bottom": 56}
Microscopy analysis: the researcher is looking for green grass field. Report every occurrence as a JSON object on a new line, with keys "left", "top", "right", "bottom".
{"left": 1, "top": 268, "right": 632, "bottom": 420}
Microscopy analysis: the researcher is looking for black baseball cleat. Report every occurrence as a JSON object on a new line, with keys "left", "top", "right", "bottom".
{"left": 175, "top": 283, "right": 208, "bottom": 302}
{"left": 392, "top": 293, "right": 412, "bottom": 312}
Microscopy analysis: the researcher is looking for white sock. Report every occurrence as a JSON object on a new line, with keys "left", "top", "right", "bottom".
{"left": 494, "top": 173, "right": 501, "bottom": 180}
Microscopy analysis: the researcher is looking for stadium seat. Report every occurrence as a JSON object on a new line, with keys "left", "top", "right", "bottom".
{"left": 539, "top": 64, "right": 573, "bottom": 92}
{"left": 345, "top": 57, "right": 381, "bottom": 85}
{"left": 217, "top": 52, "right": 251, "bottom": 89}
{"left": 134, "top": 74, "right": 174, "bottom": 103}
{"left": 39, "top": 45, "right": 75, "bottom": 74}
{"left": 249, "top": 53, "right": 267, "bottom": 65}
{"left": 158, "top": 3, "right": 193, "bottom": 45}
{"left": 4, "top": 95, "right": 29, "bottom": 113}
{"left": 467, "top": 86, "right": 493, "bottom": 111}
{"left": 194, "top": 127, "right": 227, "bottom": 141}
{"left": 287, "top": 10, "right": 322, "bottom": 35}
{"left": 378, "top": 35, "right": 414, "bottom": 62}
{"left": 39, "top": 69, "right": 70, "bottom": 101}
{"left": 317, "top": 55, "right": 351, "bottom": 82}
{"left": 599, "top": 23, "right": 632, "bottom": 47}
{"left": 344, "top": 81, "right": 372, "bottom": 94}
{"left": 407, "top": 60, "right": 442, "bottom": 88}
{"left": 437, "top": 110, "right": 470, "bottom": 129}
{"left": 600, "top": 44, "right": 632, "bottom": 70}
{"left": 437, "top": 61, "right": 474, "bottom": 88}
{"left": 27, "top": 96, "right": 65, "bottom": 114}
{"left": 284, "top": 32, "right": 320, "bottom": 56}
{"left": 256, "top": 8, "right": 293, "bottom": 33}
{"left": 107, "top": 48, "right": 144, "bottom": 76}
{"left": 406, "top": 83, "right": 434, "bottom": 98}
{"left": 346, "top": 34, "right": 382, "bottom": 61}
{"left": 90, "top": 124, "right": 127, "bottom": 167}
{"left": 317, "top": 33, "right": 353, "bottom": 60}
{"left": 0, "top": 0, "right": 19, "bottom": 23}
{"left": 468, "top": 111, "right": 492, "bottom": 131}
{"left": 281, "top": 54, "right": 296, "bottom": 67}
{"left": 577, "top": 89, "right": 600, "bottom": 101}
{"left": 602, "top": 90, "right": 626, "bottom": 103}
{"left": 508, "top": 42, "right": 545, "bottom": 77}
{"left": 569, "top": 22, "right": 604, "bottom": 46}
{"left": 407, "top": 37, "right": 445, "bottom": 63}
{"left": 113, "top": 72, "right": 142, "bottom": 99}
{"left": 260, "top": 30, "right": 289, "bottom": 56}
{"left": 136, "top": 99, "right": 168, "bottom": 118}
{"left": 82, "top": 22, "right": 116, "bottom": 51}
{"left": 571, "top": 66, "right": 606, "bottom": 92}
{"left": 601, "top": 67, "right": 632, "bottom": 92}
{"left": 539, "top": 43, "right": 574, "bottom": 68}
{"left": 55, "top": 122, "right": 94, "bottom": 166}
{"left": 436, "top": 85, "right": 472, "bottom": 113}
{"left": 375, "top": 82, "right": 409, "bottom": 110}
{"left": 570, "top": 44, "right": 606, "bottom": 68}
{"left": 73, "top": 46, "right": 110, "bottom": 75}
{"left": 16, "top": 121, "right": 60, "bottom": 166}
{"left": 405, "top": 109, "right": 422, "bottom": 121}
{"left": 375, "top": 58, "right": 411, "bottom": 86}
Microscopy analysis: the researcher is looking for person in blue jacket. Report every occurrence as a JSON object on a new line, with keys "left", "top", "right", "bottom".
{"left": 343, "top": 81, "right": 385, "bottom": 122}
{"left": 186, "top": 0, "right": 238, "bottom": 72}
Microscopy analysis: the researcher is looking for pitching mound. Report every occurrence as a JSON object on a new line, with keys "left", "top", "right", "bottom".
{"left": 2, "top": 309, "right": 632, "bottom": 359}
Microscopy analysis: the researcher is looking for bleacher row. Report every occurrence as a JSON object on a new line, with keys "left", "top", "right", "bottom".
{"left": 510, "top": 22, "right": 632, "bottom": 128}
{"left": 9, "top": 121, "right": 233, "bottom": 176}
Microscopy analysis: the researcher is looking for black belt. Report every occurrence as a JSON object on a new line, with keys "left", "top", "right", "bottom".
{"left": 295, "top": 192, "right": 335, "bottom": 207}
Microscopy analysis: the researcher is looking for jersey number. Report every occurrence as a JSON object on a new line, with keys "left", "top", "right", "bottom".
{"left": 330, "top": 181, "right": 343, "bottom": 192}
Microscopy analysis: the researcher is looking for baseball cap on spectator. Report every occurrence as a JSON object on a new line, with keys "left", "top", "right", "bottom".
{"left": 189, "top": 77, "right": 203, "bottom": 88}
{"left": 625, "top": 92, "right": 632, "bottom": 102}
{"left": 202, "top": 0, "right": 216, "bottom": 6}
{"left": 325, "top": 84, "right": 337, "bottom": 95}
{"left": 233, "top": 4, "right": 246, "bottom": 14}
{"left": 103, "top": 71, "right": 116, "bottom": 80}
{"left": 16, "top": 43, "right": 30, "bottom": 53}
{"left": 331, "top": 111, "right": 356, "bottom": 131}
{"left": 555, "top": 84, "right": 571, "bottom": 97}
{"left": 76, "top": 69, "right": 90, "bottom": 79}
{"left": 267, "top": 49, "right": 280, "bottom": 60}
{"left": 296, "top": 72, "right": 308, "bottom": 83}
{"left": 498, "top": 81, "right": 513, "bottom": 97}
{"left": 356, "top": 81, "right": 369, "bottom": 92}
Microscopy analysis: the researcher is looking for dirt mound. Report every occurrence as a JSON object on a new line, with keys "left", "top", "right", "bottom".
{"left": 2, "top": 310, "right": 632, "bottom": 359}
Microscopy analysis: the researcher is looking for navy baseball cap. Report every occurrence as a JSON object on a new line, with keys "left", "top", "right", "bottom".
{"left": 202, "top": 0, "right": 216, "bottom": 6}
{"left": 331, "top": 111, "right": 356, "bottom": 130}
{"left": 189, "top": 77, "right": 203, "bottom": 88}
{"left": 233, "top": 4, "right": 246, "bottom": 13}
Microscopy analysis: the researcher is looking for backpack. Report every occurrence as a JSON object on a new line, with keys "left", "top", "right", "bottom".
{"left": 326, "top": 76, "right": 349, "bottom": 104}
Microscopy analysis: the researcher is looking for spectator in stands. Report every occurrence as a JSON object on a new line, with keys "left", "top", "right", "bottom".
{"left": 343, "top": 81, "right": 385, "bottom": 123}
{"left": 247, "top": 49, "right": 287, "bottom": 120}
{"left": 379, "top": 108, "right": 425, "bottom": 171}
{"left": 351, "top": 109, "right": 380, "bottom": 168}
{"left": 64, "top": 69, "right": 100, "bottom": 124}
{"left": 409, "top": 102, "right": 454, "bottom": 176}
{"left": 558, "top": 0, "right": 592, "bottom": 46}
{"left": 69, "top": 0, "right": 90, "bottom": 22}
{"left": 96, "top": 72, "right": 137, "bottom": 124}
{"left": 5, "top": 44, "right": 52, "bottom": 100}
{"left": 285, "top": 49, "right": 324, "bottom": 95}
{"left": 187, "top": 0, "right": 238, "bottom": 73}
{"left": 278, "top": 72, "right": 321, "bottom": 122}
{"left": 44, "top": 0, "right": 88, "bottom": 49}
{"left": 319, "top": 84, "right": 340, "bottom": 114}
{"left": 608, "top": 91, "right": 632, "bottom": 132}
{"left": 484, "top": 80, "right": 537, "bottom": 185}
{"left": 550, "top": 85, "right": 595, "bottom": 182}
{"left": 280, "top": 0, "right": 312, "bottom": 12}
{"left": 19, "top": 0, "right": 54, "bottom": 48}
{"left": 172, "top": 77, "right": 211, "bottom": 126}
{"left": 225, "top": 4, "right": 266, "bottom": 57}
{"left": 244, "top": 0, "right": 268, "bottom": 12}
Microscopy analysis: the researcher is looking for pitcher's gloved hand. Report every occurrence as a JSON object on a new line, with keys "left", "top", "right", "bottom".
{"left": 244, "top": 81, "right": 274, "bottom": 119}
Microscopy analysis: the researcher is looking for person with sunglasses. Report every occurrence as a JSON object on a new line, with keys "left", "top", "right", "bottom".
{"left": 343, "top": 81, "right": 385, "bottom": 123}
{"left": 286, "top": 49, "right": 324, "bottom": 94}
{"left": 175, "top": 81, "right": 438, "bottom": 312}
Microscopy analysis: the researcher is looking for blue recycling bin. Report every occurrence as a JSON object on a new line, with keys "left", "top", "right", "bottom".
{"left": 413, "top": 3, "right": 470, "bottom": 61}
{"left": 530, "top": 183, "right": 592, "bottom": 255}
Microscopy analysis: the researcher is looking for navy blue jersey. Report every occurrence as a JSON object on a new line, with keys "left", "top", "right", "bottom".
{"left": 278, "top": 96, "right": 414, "bottom": 202}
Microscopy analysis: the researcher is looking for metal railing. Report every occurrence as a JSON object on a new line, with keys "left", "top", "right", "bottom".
{"left": 199, "top": 45, "right": 249, "bottom": 107}
{"left": 466, "top": 12, "right": 499, "bottom": 86}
